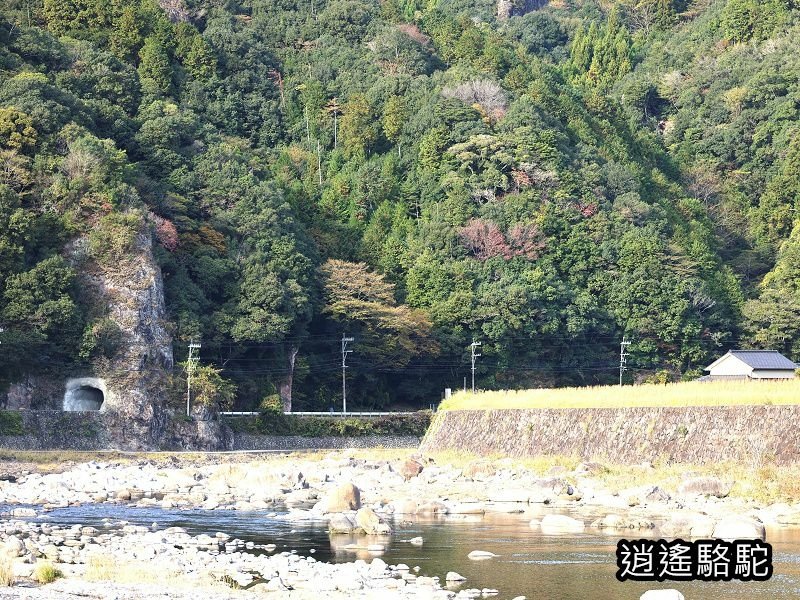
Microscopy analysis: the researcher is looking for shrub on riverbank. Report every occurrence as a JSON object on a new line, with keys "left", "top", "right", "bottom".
{"left": 0, "top": 411, "right": 24, "bottom": 436}
{"left": 228, "top": 411, "right": 432, "bottom": 437}
{"left": 441, "top": 379, "right": 800, "bottom": 411}
{"left": 33, "top": 561, "right": 62, "bottom": 584}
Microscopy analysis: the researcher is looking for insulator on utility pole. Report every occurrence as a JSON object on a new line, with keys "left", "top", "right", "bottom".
{"left": 470, "top": 339, "right": 482, "bottom": 394}
{"left": 619, "top": 336, "right": 631, "bottom": 386}
{"left": 186, "top": 341, "right": 201, "bottom": 418}
{"left": 341, "top": 334, "right": 354, "bottom": 414}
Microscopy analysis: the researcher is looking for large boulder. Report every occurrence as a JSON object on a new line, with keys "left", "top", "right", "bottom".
{"left": 712, "top": 516, "right": 766, "bottom": 540}
{"left": 323, "top": 483, "right": 361, "bottom": 513}
{"left": 356, "top": 507, "right": 392, "bottom": 534}
{"left": 660, "top": 514, "right": 715, "bottom": 538}
{"left": 328, "top": 513, "right": 357, "bottom": 534}
{"left": 528, "top": 478, "right": 570, "bottom": 503}
{"left": 394, "top": 459, "right": 424, "bottom": 481}
{"left": 540, "top": 514, "right": 585, "bottom": 534}
{"left": 677, "top": 476, "right": 732, "bottom": 498}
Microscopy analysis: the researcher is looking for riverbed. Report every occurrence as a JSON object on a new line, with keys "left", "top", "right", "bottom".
{"left": 19, "top": 503, "right": 800, "bottom": 599}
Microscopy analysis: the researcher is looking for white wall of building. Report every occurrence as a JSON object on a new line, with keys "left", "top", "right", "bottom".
{"left": 708, "top": 355, "right": 753, "bottom": 377}
{"left": 750, "top": 370, "right": 797, "bottom": 379}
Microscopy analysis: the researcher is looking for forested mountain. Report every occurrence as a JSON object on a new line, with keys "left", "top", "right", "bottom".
{"left": 0, "top": 0, "right": 798, "bottom": 410}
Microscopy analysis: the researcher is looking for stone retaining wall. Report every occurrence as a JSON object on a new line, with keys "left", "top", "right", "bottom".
{"left": 232, "top": 434, "right": 420, "bottom": 451}
{"left": 0, "top": 411, "right": 111, "bottom": 450}
{"left": 420, "top": 406, "right": 800, "bottom": 465}
{"left": 0, "top": 411, "right": 420, "bottom": 451}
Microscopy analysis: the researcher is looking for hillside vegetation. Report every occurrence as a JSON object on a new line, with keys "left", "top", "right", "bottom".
{"left": 0, "top": 0, "right": 799, "bottom": 410}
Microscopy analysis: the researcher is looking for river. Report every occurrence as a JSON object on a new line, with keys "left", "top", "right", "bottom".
{"left": 21, "top": 504, "right": 800, "bottom": 599}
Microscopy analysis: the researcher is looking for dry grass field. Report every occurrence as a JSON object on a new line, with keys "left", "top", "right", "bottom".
{"left": 440, "top": 379, "right": 800, "bottom": 411}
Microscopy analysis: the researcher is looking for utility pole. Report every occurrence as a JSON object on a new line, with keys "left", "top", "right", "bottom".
{"left": 186, "top": 341, "right": 201, "bottom": 417}
{"left": 316, "top": 140, "right": 323, "bottom": 185}
{"left": 470, "top": 339, "right": 482, "bottom": 394}
{"left": 341, "top": 334, "right": 354, "bottom": 414}
{"left": 325, "top": 98, "right": 341, "bottom": 149}
{"left": 619, "top": 336, "right": 631, "bottom": 386}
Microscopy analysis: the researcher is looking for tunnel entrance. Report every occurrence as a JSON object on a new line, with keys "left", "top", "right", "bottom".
{"left": 63, "top": 378, "right": 106, "bottom": 411}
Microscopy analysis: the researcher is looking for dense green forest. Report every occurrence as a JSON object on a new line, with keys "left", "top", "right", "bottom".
{"left": 0, "top": 0, "right": 798, "bottom": 410}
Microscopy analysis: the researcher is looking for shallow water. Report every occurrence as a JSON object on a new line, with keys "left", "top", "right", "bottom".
{"left": 21, "top": 505, "right": 800, "bottom": 599}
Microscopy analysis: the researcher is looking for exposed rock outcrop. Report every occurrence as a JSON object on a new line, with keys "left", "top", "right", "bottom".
{"left": 0, "top": 226, "right": 237, "bottom": 450}
{"left": 77, "top": 230, "right": 173, "bottom": 449}
{"left": 497, "top": 0, "right": 548, "bottom": 21}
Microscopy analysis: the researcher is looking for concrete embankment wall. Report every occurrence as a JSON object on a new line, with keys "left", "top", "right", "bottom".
{"left": 232, "top": 434, "right": 420, "bottom": 451}
{"left": 420, "top": 406, "right": 800, "bottom": 465}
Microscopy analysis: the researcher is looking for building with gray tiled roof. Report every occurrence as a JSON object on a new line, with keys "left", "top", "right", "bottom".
{"left": 701, "top": 350, "right": 798, "bottom": 381}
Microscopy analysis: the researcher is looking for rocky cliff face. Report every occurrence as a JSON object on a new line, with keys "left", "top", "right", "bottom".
{"left": 1, "top": 225, "right": 232, "bottom": 450}
{"left": 497, "top": 0, "right": 548, "bottom": 20}
{"left": 78, "top": 230, "right": 174, "bottom": 449}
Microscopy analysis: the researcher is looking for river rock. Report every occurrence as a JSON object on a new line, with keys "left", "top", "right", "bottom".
{"left": 645, "top": 486, "right": 671, "bottom": 503}
{"left": 712, "top": 516, "right": 766, "bottom": 540}
{"left": 468, "top": 550, "right": 498, "bottom": 560}
{"left": 10, "top": 507, "right": 36, "bottom": 517}
{"left": 678, "top": 476, "right": 731, "bottom": 498}
{"left": 356, "top": 507, "right": 391, "bottom": 534}
{"left": 417, "top": 501, "right": 448, "bottom": 515}
{"left": 394, "top": 458, "right": 424, "bottom": 481}
{"left": 640, "top": 590, "right": 685, "bottom": 600}
{"left": 3, "top": 536, "right": 24, "bottom": 557}
{"left": 446, "top": 571, "right": 466, "bottom": 582}
{"left": 328, "top": 513, "right": 357, "bottom": 534}
{"left": 461, "top": 460, "right": 496, "bottom": 480}
{"left": 777, "top": 511, "right": 800, "bottom": 525}
{"left": 540, "top": 514, "right": 585, "bottom": 534}
{"left": 660, "top": 514, "right": 715, "bottom": 538}
{"left": 590, "top": 514, "right": 655, "bottom": 530}
{"left": 391, "top": 499, "right": 418, "bottom": 515}
{"left": 624, "top": 485, "right": 671, "bottom": 506}
{"left": 323, "top": 483, "right": 361, "bottom": 513}
{"left": 528, "top": 478, "right": 570, "bottom": 503}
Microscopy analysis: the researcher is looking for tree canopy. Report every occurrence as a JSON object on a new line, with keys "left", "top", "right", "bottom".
{"left": 2, "top": 0, "right": 799, "bottom": 408}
